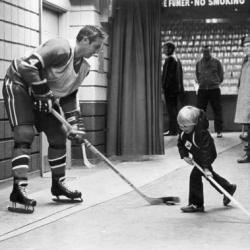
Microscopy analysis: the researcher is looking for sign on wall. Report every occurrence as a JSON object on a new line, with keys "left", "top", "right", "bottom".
{"left": 162, "top": 0, "right": 246, "bottom": 8}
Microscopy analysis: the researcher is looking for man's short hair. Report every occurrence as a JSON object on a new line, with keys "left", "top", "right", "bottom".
{"left": 76, "top": 25, "right": 105, "bottom": 43}
{"left": 164, "top": 41, "right": 175, "bottom": 51}
{"left": 202, "top": 45, "right": 211, "bottom": 50}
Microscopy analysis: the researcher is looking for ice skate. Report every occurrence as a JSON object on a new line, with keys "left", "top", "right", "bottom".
{"left": 51, "top": 177, "right": 83, "bottom": 203}
{"left": 8, "top": 182, "right": 37, "bottom": 214}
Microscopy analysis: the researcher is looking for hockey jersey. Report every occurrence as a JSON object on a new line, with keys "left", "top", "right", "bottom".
{"left": 6, "top": 38, "right": 89, "bottom": 112}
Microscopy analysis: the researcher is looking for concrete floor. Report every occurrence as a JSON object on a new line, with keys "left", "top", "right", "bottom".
{"left": 0, "top": 133, "right": 250, "bottom": 250}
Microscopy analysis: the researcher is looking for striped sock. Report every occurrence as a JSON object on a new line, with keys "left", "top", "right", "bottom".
{"left": 48, "top": 154, "right": 67, "bottom": 179}
{"left": 12, "top": 154, "right": 30, "bottom": 182}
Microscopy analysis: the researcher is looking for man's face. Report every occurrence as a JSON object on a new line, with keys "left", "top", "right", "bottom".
{"left": 77, "top": 37, "right": 104, "bottom": 58}
{"left": 202, "top": 48, "right": 211, "bottom": 60}
{"left": 243, "top": 43, "right": 250, "bottom": 56}
{"left": 164, "top": 45, "right": 174, "bottom": 56}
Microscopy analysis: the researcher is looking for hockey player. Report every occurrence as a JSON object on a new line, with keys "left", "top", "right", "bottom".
{"left": 2, "top": 25, "right": 105, "bottom": 213}
{"left": 177, "top": 106, "right": 237, "bottom": 213}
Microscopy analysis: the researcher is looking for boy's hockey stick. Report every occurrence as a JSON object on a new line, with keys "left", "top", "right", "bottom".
{"left": 51, "top": 108, "right": 180, "bottom": 205}
{"left": 193, "top": 161, "right": 250, "bottom": 217}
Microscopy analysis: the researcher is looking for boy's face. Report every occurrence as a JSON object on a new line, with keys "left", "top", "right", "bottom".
{"left": 178, "top": 124, "right": 195, "bottom": 134}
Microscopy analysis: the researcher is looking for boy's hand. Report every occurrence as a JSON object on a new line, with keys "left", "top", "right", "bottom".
{"left": 204, "top": 168, "right": 213, "bottom": 178}
{"left": 183, "top": 157, "right": 194, "bottom": 166}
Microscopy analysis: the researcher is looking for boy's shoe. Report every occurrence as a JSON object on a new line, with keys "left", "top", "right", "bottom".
{"left": 223, "top": 184, "right": 237, "bottom": 206}
{"left": 239, "top": 134, "right": 248, "bottom": 142}
{"left": 217, "top": 132, "right": 223, "bottom": 138}
{"left": 237, "top": 155, "right": 250, "bottom": 163}
{"left": 181, "top": 204, "right": 204, "bottom": 213}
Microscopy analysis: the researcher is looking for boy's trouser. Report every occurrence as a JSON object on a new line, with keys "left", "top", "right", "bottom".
{"left": 189, "top": 166, "right": 232, "bottom": 207}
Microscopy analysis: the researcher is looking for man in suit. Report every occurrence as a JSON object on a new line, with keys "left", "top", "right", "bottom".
{"left": 162, "top": 41, "right": 184, "bottom": 136}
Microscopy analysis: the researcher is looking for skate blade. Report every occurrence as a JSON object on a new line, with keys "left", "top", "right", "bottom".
{"left": 8, "top": 206, "right": 34, "bottom": 214}
{"left": 52, "top": 198, "right": 83, "bottom": 203}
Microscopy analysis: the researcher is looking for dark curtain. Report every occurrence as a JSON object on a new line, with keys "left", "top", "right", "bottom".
{"left": 106, "top": 0, "right": 164, "bottom": 156}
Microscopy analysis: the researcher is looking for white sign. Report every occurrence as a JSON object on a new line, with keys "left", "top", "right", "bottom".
{"left": 163, "top": 0, "right": 246, "bottom": 7}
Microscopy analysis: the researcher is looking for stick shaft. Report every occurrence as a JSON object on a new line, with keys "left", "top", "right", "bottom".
{"left": 84, "top": 140, "right": 150, "bottom": 199}
{"left": 193, "top": 161, "right": 250, "bottom": 217}
{"left": 51, "top": 109, "right": 150, "bottom": 202}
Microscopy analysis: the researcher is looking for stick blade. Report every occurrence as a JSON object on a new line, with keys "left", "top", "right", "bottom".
{"left": 161, "top": 196, "right": 180, "bottom": 205}
{"left": 147, "top": 196, "right": 180, "bottom": 205}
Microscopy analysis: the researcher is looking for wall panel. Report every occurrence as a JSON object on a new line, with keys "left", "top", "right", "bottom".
{"left": 0, "top": 0, "right": 40, "bottom": 180}
{"left": 68, "top": 0, "right": 110, "bottom": 161}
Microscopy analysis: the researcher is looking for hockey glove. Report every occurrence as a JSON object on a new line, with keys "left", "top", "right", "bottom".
{"left": 31, "top": 79, "right": 54, "bottom": 113}
{"left": 65, "top": 110, "right": 86, "bottom": 144}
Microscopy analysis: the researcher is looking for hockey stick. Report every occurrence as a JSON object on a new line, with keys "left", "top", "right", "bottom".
{"left": 51, "top": 108, "right": 180, "bottom": 205}
{"left": 193, "top": 161, "right": 250, "bottom": 217}
{"left": 81, "top": 143, "right": 95, "bottom": 168}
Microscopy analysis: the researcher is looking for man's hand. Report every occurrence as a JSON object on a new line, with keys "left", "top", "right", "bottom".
{"left": 33, "top": 92, "right": 54, "bottom": 113}
{"left": 65, "top": 111, "right": 86, "bottom": 144}
{"left": 183, "top": 157, "right": 194, "bottom": 166}
{"left": 31, "top": 79, "right": 54, "bottom": 113}
{"left": 67, "top": 127, "right": 86, "bottom": 144}
{"left": 204, "top": 168, "right": 213, "bottom": 178}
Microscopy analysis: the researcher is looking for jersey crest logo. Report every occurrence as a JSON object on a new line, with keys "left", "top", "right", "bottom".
{"left": 28, "top": 58, "right": 39, "bottom": 66}
{"left": 185, "top": 140, "right": 192, "bottom": 150}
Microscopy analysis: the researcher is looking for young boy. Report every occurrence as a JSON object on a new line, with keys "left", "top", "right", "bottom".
{"left": 177, "top": 106, "right": 236, "bottom": 212}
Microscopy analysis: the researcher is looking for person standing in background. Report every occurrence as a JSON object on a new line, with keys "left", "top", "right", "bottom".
{"left": 195, "top": 45, "right": 224, "bottom": 138}
{"left": 235, "top": 36, "right": 250, "bottom": 163}
{"left": 162, "top": 41, "right": 184, "bottom": 136}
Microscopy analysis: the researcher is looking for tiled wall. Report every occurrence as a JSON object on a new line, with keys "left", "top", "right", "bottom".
{"left": 0, "top": 0, "right": 41, "bottom": 180}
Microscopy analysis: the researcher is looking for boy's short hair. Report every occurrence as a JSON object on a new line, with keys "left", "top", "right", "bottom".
{"left": 177, "top": 106, "right": 200, "bottom": 126}
{"left": 76, "top": 25, "right": 106, "bottom": 43}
